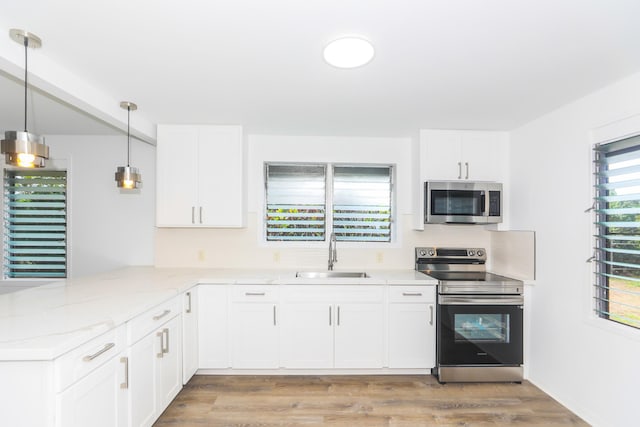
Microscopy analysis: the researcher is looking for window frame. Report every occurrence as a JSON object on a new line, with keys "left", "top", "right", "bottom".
{"left": 592, "top": 135, "right": 640, "bottom": 331}
{"left": 262, "top": 161, "right": 396, "bottom": 247}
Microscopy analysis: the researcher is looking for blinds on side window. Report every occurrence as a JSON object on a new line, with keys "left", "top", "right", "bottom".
{"left": 3, "top": 170, "right": 67, "bottom": 278}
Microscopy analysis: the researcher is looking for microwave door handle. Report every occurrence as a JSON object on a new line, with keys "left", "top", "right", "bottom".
{"left": 481, "top": 192, "right": 487, "bottom": 215}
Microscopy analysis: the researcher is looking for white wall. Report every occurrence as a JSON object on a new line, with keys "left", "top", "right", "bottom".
{"left": 510, "top": 71, "right": 640, "bottom": 427}
{"left": 1, "top": 135, "right": 157, "bottom": 278}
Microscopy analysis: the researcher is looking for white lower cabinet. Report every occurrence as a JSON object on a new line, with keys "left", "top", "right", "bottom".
{"left": 280, "top": 285, "right": 385, "bottom": 369}
{"left": 55, "top": 325, "right": 128, "bottom": 427}
{"left": 57, "top": 354, "right": 128, "bottom": 427}
{"left": 280, "top": 300, "right": 334, "bottom": 368}
{"left": 388, "top": 285, "right": 436, "bottom": 369}
{"left": 230, "top": 285, "right": 279, "bottom": 369}
{"left": 334, "top": 302, "right": 385, "bottom": 368}
{"left": 198, "top": 285, "right": 230, "bottom": 368}
{"left": 182, "top": 287, "right": 199, "bottom": 383}
{"left": 127, "top": 299, "right": 183, "bottom": 427}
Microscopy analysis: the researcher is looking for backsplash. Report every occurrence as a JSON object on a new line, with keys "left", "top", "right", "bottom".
{"left": 155, "top": 213, "right": 534, "bottom": 278}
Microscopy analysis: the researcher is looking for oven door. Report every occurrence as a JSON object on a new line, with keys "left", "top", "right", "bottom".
{"left": 437, "top": 295, "right": 523, "bottom": 366}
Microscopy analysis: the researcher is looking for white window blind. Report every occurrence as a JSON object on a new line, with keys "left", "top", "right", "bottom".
{"left": 3, "top": 169, "right": 67, "bottom": 278}
{"left": 594, "top": 135, "right": 640, "bottom": 329}
{"left": 265, "top": 164, "right": 326, "bottom": 241}
{"left": 332, "top": 165, "right": 392, "bottom": 242}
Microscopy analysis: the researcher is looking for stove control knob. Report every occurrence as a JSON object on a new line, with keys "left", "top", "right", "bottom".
{"left": 427, "top": 249, "right": 435, "bottom": 256}
{"left": 477, "top": 249, "right": 484, "bottom": 257}
{"left": 468, "top": 249, "right": 475, "bottom": 256}
{"left": 419, "top": 249, "right": 427, "bottom": 257}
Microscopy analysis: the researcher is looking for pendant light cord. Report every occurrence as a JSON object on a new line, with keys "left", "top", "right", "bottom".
{"left": 23, "top": 35, "right": 28, "bottom": 132}
{"left": 127, "top": 105, "right": 131, "bottom": 167}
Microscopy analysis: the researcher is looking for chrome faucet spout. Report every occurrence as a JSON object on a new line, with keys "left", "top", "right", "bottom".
{"left": 328, "top": 232, "right": 337, "bottom": 270}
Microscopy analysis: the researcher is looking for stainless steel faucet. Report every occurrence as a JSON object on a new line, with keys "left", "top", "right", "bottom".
{"left": 328, "top": 232, "right": 338, "bottom": 270}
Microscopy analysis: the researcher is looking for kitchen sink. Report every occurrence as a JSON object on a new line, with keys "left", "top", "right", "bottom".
{"left": 295, "top": 271, "right": 369, "bottom": 279}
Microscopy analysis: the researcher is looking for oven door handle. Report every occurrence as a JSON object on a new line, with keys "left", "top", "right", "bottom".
{"left": 439, "top": 295, "right": 524, "bottom": 305}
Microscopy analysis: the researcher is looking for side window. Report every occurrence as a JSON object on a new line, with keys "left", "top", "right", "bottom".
{"left": 3, "top": 169, "right": 67, "bottom": 278}
{"left": 593, "top": 136, "right": 640, "bottom": 329}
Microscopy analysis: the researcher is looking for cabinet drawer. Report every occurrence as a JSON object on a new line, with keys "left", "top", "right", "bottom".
{"left": 127, "top": 297, "right": 180, "bottom": 345}
{"left": 231, "top": 285, "right": 279, "bottom": 302}
{"left": 389, "top": 286, "right": 435, "bottom": 303}
{"left": 54, "top": 324, "right": 126, "bottom": 392}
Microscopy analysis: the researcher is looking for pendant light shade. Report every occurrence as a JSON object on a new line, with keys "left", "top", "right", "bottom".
{"left": 115, "top": 101, "right": 142, "bottom": 190}
{"left": 1, "top": 29, "right": 49, "bottom": 168}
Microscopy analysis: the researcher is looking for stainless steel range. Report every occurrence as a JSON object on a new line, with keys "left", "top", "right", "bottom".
{"left": 415, "top": 247, "right": 524, "bottom": 383}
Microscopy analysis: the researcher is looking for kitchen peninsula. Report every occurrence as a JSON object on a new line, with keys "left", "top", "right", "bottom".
{"left": 0, "top": 267, "right": 436, "bottom": 427}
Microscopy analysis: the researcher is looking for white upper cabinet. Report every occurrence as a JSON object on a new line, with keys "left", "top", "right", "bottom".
{"left": 156, "top": 124, "right": 245, "bottom": 228}
{"left": 420, "top": 129, "right": 508, "bottom": 181}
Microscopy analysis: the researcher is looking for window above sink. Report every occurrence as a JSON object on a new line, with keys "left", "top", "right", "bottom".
{"left": 264, "top": 162, "right": 394, "bottom": 244}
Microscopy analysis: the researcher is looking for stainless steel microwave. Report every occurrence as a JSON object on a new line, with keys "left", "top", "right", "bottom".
{"left": 425, "top": 181, "right": 502, "bottom": 224}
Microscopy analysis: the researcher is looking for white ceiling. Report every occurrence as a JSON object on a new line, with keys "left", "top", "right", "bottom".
{"left": 1, "top": 0, "right": 640, "bottom": 139}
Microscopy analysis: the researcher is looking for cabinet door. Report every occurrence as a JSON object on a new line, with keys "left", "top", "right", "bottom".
{"left": 388, "top": 303, "right": 435, "bottom": 368}
{"left": 421, "top": 130, "right": 463, "bottom": 180}
{"left": 460, "top": 131, "right": 507, "bottom": 181}
{"left": 182, "top": 288, "right": 198, "bottom": 383}
{"left": 334, "top": 303, "right": 385, "bottom": 368}
{"left": 231, "top": 302, "right": 279, "bottom": 368}
{"left": 158, "top": 315, "right": 183, "bottom": 409}
{"left": 57, "top": 355, "right": 127, "bottom": 427}
{"left": 156, "top": 125, "right": 199, "bottom": 226}
{"left": 280, "top": 302, "right": 334, "bottom": 368}
{"left": 198, "top": 286, "right": 229, "bottom": 368}
{"left": 128, "top": 332, "right": 159, "bottom": 427}
{"left": 197, "top": 125, "right": 244, "bottom": 227}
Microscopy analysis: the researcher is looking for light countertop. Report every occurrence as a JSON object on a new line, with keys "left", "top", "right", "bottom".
{"left": 0, "top": 267, "right": 436, "bottom": 361}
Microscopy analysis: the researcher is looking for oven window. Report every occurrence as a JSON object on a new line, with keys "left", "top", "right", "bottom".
{"left": 454, "top": 313, "right": 510, "bottom": 343}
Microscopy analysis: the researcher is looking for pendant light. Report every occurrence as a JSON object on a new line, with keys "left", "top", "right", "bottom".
{"left": 114, "top": 102, "right": 142, "bottom": 190}
{"left": 1, "top": 29, "right": 49, "bottom": 168}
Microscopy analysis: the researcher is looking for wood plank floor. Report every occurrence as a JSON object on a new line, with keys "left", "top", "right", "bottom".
{"left": 154, "top": 375, "right": 588, "bottom": 426}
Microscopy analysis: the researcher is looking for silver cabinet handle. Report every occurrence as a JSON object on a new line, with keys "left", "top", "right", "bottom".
{"left": 329, "top": 306, "right": 332, "bottom": 326}
{"left": 402, "top": 292, "right": 422, "bottom": 297}
{"left": 199, "top": 206, "right": 203, "bottom": 224}
{"left": 273, "top": 305, "right": 277, "bottom": 326}
{"left": 457, "top": 162, "right": 462, "bottom": 179}
{"left": 120, "top": 357, "right": 129, "bottom": 389}
{"left": 337, "top": 305, "right": 340, "bottom": 326}
{"left": 245, "top": 292, "right": 265, "bottom": 296}
{"left": 465, "top": 162, "right": 469, "bottom": 179}
{"left": 191, "top": 206, "right": 195, "bottom": 224}
{"left": 429, "top": 305, "right": 434, "bottom": 326}
{"left": 153, "top": 309, "right": 171, "bottom": 321}
{"left": 157, "top": 331, "right": 164, "bottom": 358}
{"left": 163, "top": 328, "right": 169, "bottom": 354}
{"left": 83, "top": 342, "right": 115, "bottom": 362}
{"left": 186, "top": 291, "right": 192, "bottom": 313}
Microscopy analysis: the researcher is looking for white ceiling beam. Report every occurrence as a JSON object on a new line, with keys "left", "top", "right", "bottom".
{"left": 0, "top": 32, "right": 156, "bottom": 145}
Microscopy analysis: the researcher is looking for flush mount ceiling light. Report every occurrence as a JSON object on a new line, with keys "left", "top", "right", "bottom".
{"left": 1, "top": 29, "right": 49, "bottom": 168}
{"left": 323, "top": 36, "right": 375, "bottom": 69}
{"left": 115, "top": 102, "right": 142, "bottom": 190}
